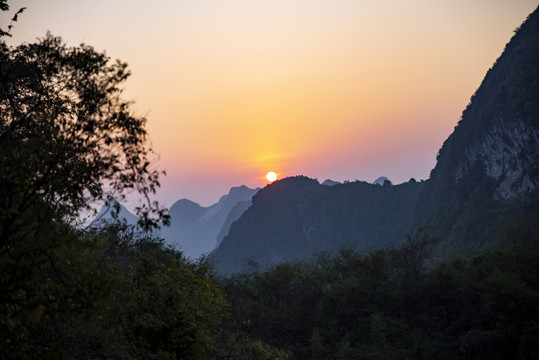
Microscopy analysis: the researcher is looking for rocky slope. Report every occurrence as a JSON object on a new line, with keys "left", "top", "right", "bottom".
{"left": 430, "top": 7, "right": 539, "bottom": 202}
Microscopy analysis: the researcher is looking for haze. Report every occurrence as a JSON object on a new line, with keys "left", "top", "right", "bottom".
{"left": 5, "top": 0, "right": 538, "bottom": 206}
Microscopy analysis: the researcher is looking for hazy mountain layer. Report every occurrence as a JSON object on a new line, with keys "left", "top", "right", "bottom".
{"left": 161, "top": 185, "right": 259, "bottom": 258}
{"left": 89, "top": 199, "right": 140, "bottom": 228}
{"left": 91, "top": 185, "right": 259, "bottom": 259}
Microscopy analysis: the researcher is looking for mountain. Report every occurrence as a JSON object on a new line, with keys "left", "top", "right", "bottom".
{"left": 420, "top": 7, "right": 539, "bottom": 252}
{"left": 160, "top": 185, "right": 259, "bottom": 258}
{"left": 168, "top": 199, "right": 205, "bottom": 229}
{"left": 89, "top": 199, "right": 139, "bottom": 228}
{"left": 215, "top": 200, "right": 253, "bottom": 246}
{"left": 321, "top": 179, "right": 341, "bottom": 186}
{"left": 212, "top": 177, "right": 423, "bottom": 273}
{"left": 430, "top": 10, "right": 539, "bottom": 201}
{"left": 373, "top": 176, "right": 392, "bottom": 186}
{"left": 90, "top": 186, "right": 260, "bottom": 259}
{"left": 212, "top": 7, "right": 539, "bottom": 273}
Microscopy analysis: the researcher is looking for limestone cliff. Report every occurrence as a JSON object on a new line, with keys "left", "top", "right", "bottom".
{"left": 453, "top": 119, "right": 539, "bottom": 201}
{"left": 430, "top": 6, "right": 539, "bottom": 203}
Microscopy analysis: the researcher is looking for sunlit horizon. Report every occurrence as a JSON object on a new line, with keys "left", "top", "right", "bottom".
{"left": 5, "top": 0, "right": 538, "bottom": 207}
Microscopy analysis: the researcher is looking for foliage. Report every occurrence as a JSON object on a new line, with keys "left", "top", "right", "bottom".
{"left": 221, "top": 227, "right": 539, "bottom": 360}
{"left": 0, "top": 222, "right": 281, "bottom": 359}
{"left": 0, "top": 3, "right": 179, "bottom": 357}
{"left": 0, "top": 33, "right": 168, "bottom": 231}
{"left": 0, "top": 0, "right": 25, "bottom": 37}
{"left": 61, "top": 225, "right": 231, "bottom": 360}
{"left": 0, "top": 15, "right": 173, "bottom": 355}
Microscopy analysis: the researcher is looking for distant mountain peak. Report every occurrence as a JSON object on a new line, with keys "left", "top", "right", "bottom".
{"left": 89, "top": 199, "right": 139, "bottom": 228}
{"left": 162, "top": 185, "right": 260, "bottom": 259}
{"left": 174, "top": 198, "right": 200, "bottom": 205}
{"left": 223, "top": 185, "right": 261, "bottom": 199}
{"left": 322, "top": 179, "right": 340, "bottom": 186}
{"left": 373, "top": 177, "right": 392, "bottom": 186}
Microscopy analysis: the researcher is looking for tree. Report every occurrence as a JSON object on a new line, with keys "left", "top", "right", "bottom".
{"left": 0, "top": 28, "right": 169, "bottom": 290}
{"left": 0, "top": 5, "right": 169, "bottom": 353}
{"left": 0, "top": 33, "right": 168, "bottom": 232}
{"left": 0, "top": 0, "right": 25, "bottom": 37}
{"left": 77, "top": 224, "right": 231, "bottom": 360}
{"left": 387, "top": 228, "right": 439, "bottom": 284}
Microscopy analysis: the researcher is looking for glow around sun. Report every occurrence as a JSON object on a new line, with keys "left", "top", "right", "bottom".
{"left": 266, "top": 171, "right": 277, "bottom": 182}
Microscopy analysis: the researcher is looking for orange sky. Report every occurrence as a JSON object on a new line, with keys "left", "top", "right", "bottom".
{"left": 5, "top": 0, "right": 538, "bottom": 206}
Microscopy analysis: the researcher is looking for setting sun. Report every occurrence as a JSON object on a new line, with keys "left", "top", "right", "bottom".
{"left": 266, "top": 171, "right": 277, "bottom": 182}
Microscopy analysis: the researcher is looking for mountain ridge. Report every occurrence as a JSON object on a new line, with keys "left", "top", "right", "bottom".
{"left": 90, "top": 185, "right": 260, "bottom": 258}
{"left": 212, "top": 6, "right": 539, "bottom": 273}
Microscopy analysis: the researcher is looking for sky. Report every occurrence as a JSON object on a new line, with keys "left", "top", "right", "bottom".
{"left": 3, "top": 0, "right": 538, "bottom": 208}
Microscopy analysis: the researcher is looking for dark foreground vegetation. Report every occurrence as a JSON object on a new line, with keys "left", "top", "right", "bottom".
{"left": 1, "top": 217, "right": 538, "bottom": 359}
{"left": 222, "top": 220, "right": 539, "bottom": 360}
{"left": 1, "top": 221, "right": 291, "bottom": 359}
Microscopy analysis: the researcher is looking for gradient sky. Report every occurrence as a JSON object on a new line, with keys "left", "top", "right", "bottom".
{"left": 4, "top": 0, "right": 538, "bottom": 207}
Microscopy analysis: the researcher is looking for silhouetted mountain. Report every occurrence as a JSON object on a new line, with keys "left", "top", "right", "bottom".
{"left": 161, "top": 185, "right": 259, "bottom": 258}
{"left": 89, "top": 186, "right": 259, "bottom": 259}
{"left": 212, "top": 7, "right": 539, "bottom": 273}
{"left": 430, "top": 9, "right": 539, "bottom": 200}
{"left": 213, "top": 177, "right": 423, "bottom": 272}
{"left": 373, "top": 176, "right": 392, "bottom": 186}
{"left": 321, "top": 179, "right": 340, "bottom": 186}
{"left": 421, "top": 6, "right": 539, "bottom": 252}
{"left": 215, "top": 200, "right": 252, "bottom": 246}
{"left": 167, "top": 198, "right": 205, "bottom": 230}
{"left": 89, "top": 199, "right": 139, "bottom": 228}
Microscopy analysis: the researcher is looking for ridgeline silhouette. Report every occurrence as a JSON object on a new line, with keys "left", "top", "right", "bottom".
{"left": 213, "top": 6, "right": 539, "bottom": 273}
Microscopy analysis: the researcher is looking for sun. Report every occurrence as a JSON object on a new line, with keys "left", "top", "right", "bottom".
{"left": 266, "top": 171, "right": 277, "bottom": 182}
